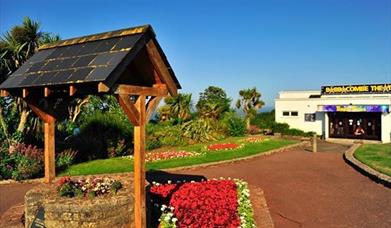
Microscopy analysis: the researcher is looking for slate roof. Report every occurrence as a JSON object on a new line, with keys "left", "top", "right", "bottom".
{"left": 0, "top": 25, "right": 180, "bottom": 90}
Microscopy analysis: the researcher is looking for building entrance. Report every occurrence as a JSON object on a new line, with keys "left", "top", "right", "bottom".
{"left": 328, "top": 112, "right": 381, "bottom": 140}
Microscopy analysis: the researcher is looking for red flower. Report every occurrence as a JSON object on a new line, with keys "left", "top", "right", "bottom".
{"left": 56, "top": 176, "right": 71, "bottom": 187}
{"left": 207, "top": 143, "right": 240, "bottom": 151}
{"left": 151, "top": 180, "right": 240, "bottom": 227}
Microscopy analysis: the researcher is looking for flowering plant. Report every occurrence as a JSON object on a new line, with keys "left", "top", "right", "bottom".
{"left": 206, "top": 143, "right": 244, "bottom": 151}
{"left": 146, "top": 151, "right": 199, "bottom": 162}
{"left": 56, "top": 176, "right": 122, "bottom": 198}
{"left": 122, "top": 150, "right": 200, "bottom": 162}
{"left": 150, "top": 178, "right": 255, "bottom": 227}
{"left": 240, "top": 137, "right": 263, "bottom": 143}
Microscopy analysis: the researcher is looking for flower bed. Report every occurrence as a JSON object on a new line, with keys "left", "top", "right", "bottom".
{"left": 241, "top": 137, "right": 264, "bottom": 143}
{"left": 150, "top": 178, "right": 255, "bottom": 227}
{"left": 56, "top": 176, "right": 122, "bottom": 198}
{"left": 206, "top": 143, "right": 244, "bottom": 151}
{"left": 25, "top": 173, "right": 134, "bottom": 228}
{"left": 123, "top": 150, "right": 200, "bottom": 162}
{"left": 146, "top": 151, "right": 199, "bottom": 162}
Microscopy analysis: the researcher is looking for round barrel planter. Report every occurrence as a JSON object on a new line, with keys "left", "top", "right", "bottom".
{"left": 25, "top": 174, "right": 135, "bottom": 228}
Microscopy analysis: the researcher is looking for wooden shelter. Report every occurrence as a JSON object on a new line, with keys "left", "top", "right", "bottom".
{"left": 0, "top": 25, "right": 180, "bottom": 227}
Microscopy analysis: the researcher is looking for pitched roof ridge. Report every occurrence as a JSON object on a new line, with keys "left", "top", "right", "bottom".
{"left": 39, "top": 24, "right": 152, "bottom": 50}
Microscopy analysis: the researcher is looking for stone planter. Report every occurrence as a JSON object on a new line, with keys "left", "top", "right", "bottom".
{"left": 25, "top": 174, "right": 135, "bottom": 228}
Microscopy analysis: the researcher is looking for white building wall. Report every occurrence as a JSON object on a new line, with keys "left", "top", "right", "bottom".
{"left": 381, "top": 113, "right": 391, "bottom": 143}
{"left": 275, "top": 98, "right": 324, "bottom": 135}
{"left": 275, "top": 91, "right": 391, "bottom": 143}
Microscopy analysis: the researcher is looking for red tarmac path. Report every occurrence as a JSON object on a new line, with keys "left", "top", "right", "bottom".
{"left": 171, "top": 142, "right": 391, "bottom": 227}
{"left": 1, "top": 142, "right": 391, "bottom": 227}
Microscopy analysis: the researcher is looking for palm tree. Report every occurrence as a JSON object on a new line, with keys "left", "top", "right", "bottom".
{"left": 236, "top": 87, "right": 265, "bottom": 130}
{"left": 198, "top": 101, "right": 225, "bottom": 119}
{"left": 158, "top": 93, "right": 192, "bottom": 122}
{"left": 0, "top": 17, "right": 61, "bottom": 140}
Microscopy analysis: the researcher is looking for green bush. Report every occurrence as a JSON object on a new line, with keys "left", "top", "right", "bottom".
{"left": 69, "top": 112, "right": 133, "bottom": 161}
{"left": 220, "top": 112, "right": 246, "bottom": 137}
{"left": 181, "top": 118, "right": 224, "bottom": 143}
{"left": 285, "top": 128, "right": 315, "bottom": 137}
{"left": 0, "top": 150, "right": 15, "bottom": 180}
{"left": 147, "top": 123, "right": 185, "bottom": 147}
{"left": 271, "top": 122, "right": 290, "bottom": 133}
{"left": 146, "top": 137, "right": 162, "bottom": 151}
{"left": 272, "top": 123, "right": 314, "bottom": 137}
{"left": 12, "top": 156, "right": 42, "bottom": 181}
{"left": 56, "top": 149, "right": 78, "bottom": 169}
{"left": 58, "top": 182, "right": 78, "bottom": 198}
{"left": 251, "top": 110, "right": 275, "bottom": 129}
{"left": 0, "top": 143, "right": 44, "bottom": 181}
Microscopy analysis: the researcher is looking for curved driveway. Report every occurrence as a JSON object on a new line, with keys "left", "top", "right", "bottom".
{"left": 170, "top": 142, "right": 391, "bottom": 227}
{"left": 1, "top": 142, "right": 391, "bottom": 227}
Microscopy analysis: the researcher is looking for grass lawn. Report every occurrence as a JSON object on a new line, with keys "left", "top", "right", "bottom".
{"left": 60, "top": 137, "right": 296, "bottom": 176}
{"left": 354, "top": 144, "right": 391, "bottom": 176}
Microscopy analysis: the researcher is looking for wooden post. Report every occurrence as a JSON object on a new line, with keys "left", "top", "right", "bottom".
{"left": 312, "top": 133, "right": 317, "bottom": 153}
{"left": 44, "top": 118, "right": 56, "bottom": 183}
{"left": 26, "top": 101, "right": 56, "bottom": 183}
{"left": 134, "top": 95, "right": 146, "bottom": 228}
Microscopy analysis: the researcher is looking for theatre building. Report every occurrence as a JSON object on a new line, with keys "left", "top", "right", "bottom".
{"left": 275, "top": 84, "right": 391, "bottom": 143}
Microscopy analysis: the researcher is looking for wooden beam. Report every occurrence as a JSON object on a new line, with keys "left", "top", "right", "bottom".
{"left": 133, "top": 95, "right": 146, "bottom": 228}
{"left": 98, "top": 82, "right": 110, "bottom": 92}
{"left": 113, "top": 84, "right": 168, "bottom": 97}
{"left": 26, "top": 101, "right": 55, "bottom": 123}
{"left": 153, "top": 70, "right": 163, "bottom": 84}
{"left": 146, "top": 40, "right": 178, "bottom": 96}
{"left": 69, "top": 85, "right": 77, "bottom": 96}
{"left": 146, "top": 96, "right": 162, "bottom": 121}
{"left": 22, "top": 89, "right": 29, "bottom": 98}
{"left": 44, "top": 87, "right": 51, "bottom": 97}
{"left": 0, "top": 90, "right": 9, "bottom": 97}
{"left": 116, "top": 94, "right": 140, "bottom": 126}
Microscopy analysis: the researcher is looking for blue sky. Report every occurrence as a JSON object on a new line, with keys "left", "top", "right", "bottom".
{"left": 1, "top": 0, "right": 390, "bottom": 110}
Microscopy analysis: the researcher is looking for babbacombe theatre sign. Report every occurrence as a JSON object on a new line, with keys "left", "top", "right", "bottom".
{"left": 321, "top": 83, "right": 391, "bottom": 95}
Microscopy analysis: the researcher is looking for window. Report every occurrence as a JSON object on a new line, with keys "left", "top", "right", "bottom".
{"left": 305, "top": 113, "right": 316, "bottom": 122}
{"left": 283, "top": 111, "right": 290, "bottom": 116}
{"left": 291, "top": 111, "right": 298, "bottom": 116}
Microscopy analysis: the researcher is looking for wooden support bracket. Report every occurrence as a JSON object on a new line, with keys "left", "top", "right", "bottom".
{"left": 146, "top": 96, "right": 162, "bottom": 121}
{"left": 116, "top": 94, "right": 140, "bottom": 126}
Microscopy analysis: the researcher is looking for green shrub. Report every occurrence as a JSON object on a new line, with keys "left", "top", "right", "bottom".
{"left": 220, "top": 112, "right": 246, "bottom": 136}
{"left": 0, "top": 150, "right": 14, "bottom": 180}
{"left": 271, "top": 122, "right": 290, "bottom": 133}
{"left": 69, "top": 112, "right": 133, "bottom": 161}
{"left": 108, "top": 139, "right": 128, "bottom": 158}
{"left": 272, "top": 123, "right": 314, "bottom": 137}
{"left": 111, "top": 180, "right": 123, "bottom": 193}
{"left": 147, "top": 123, "right": 185, "bottom": 147}
{"left": 251, "top": 110, "right": 275, "bottom": 129}
{"left": 56, "top": 149, "right": 78, "bottom": 169}
{"left": 146, "top": 137, "right": 162, "bottom": 151}
{"left": 58, "top": 182, "right": 78, "bottom": 198}
{"left": 12, "top": 156, "right": 42, "bottom": 181}
{"left": 0, "top": 143, "right": 44, "bottom": 181}
{"left": 181, "top": 118, "right": 222, "bottom": 143}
